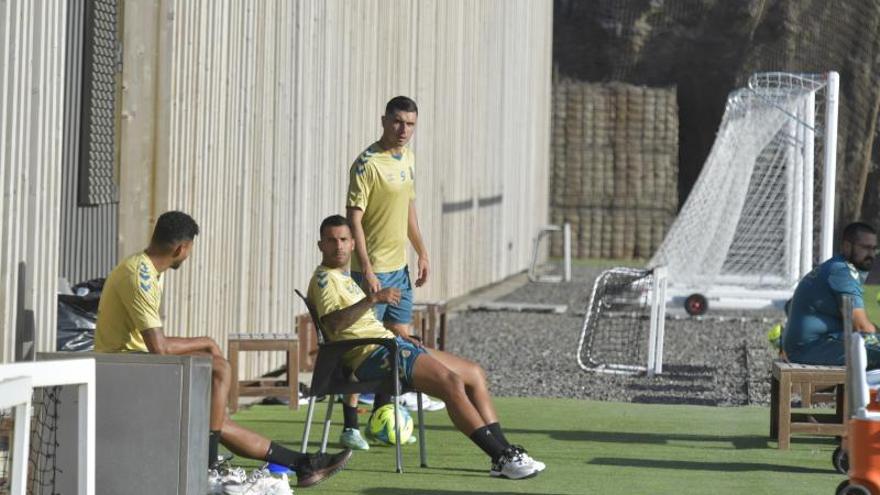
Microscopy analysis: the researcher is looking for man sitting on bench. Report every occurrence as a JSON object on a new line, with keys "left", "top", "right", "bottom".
{"left": 783, "top": 222, "right": 880, "bottom": 368}
{"left": 307, "top": 214, "right": 546, "bottom": 480}
{"left": 95, "top": 211, "right": 351, "bottom": 488}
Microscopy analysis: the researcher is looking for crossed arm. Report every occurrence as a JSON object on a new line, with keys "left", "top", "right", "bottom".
{"left": 319, "top": 289, "right": 400, "bottom": 334}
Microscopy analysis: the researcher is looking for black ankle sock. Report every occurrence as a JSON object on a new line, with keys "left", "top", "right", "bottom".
{"left": 469, "top": 425, "right": 506, "bottom": 461}
{"left": 266, "top": 441, "right": 308, "bottom": 469}
{"left": 209, "top": 430, "right": 221, "bottom": 468}
{"left": 343, "top": 404, "right": 359, "bottom": 430}
{"left": 372, "top": 393, "right": 392, "bottom": 412}
{"left": 486, "top": 422, "right": 511, "bottom": 449}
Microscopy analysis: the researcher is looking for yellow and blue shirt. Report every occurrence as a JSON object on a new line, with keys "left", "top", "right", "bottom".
{"left": 95, "top": 253, "right": 164, "bottom": 353}
{"left": 307, "top": 265, "right": 394, "bottom": 370}
{"left": 346, "top": 142, "right": 415, "bottom": 273}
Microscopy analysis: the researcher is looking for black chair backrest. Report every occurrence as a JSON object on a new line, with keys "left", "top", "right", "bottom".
{"left": 294, "top": 289, "right": 330, "bottom": 344}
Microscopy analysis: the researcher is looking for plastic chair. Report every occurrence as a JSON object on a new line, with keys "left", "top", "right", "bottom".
{"left": 294, "top": 289, "right": 427, "bottom": 472}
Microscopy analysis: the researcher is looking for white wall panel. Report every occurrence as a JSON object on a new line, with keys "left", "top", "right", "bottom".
{"left": 118, "top": 0, "right": 552, "bottom": 377}
{"left": 0, "top": 0, "right": 67, "bottom": 363}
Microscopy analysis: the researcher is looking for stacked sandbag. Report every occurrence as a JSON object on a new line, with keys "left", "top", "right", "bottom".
{"left": 550, "top": 81, "right": 678, "bottom": 260}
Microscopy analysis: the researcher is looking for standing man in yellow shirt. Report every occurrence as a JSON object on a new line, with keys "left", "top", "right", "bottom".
{"left": 95, "top": 211, "right": 351, "bottom": 489}
{"left": 340, "top": 96, "right": 441, "bottom": 450}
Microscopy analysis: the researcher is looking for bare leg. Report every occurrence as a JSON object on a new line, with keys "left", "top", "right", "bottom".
{"left": 187, "top": 351, "right": 231, "bottom": 431}
{"left": 425, "top": 349, "right": 497, "bottom": 424}
{"left": 218, "top": 417, "right": 272, "bottom": 459}
{"left": 411, "top": 353, "right": 485, "bottom": 434}
{"left": 344, "top": 394, "right": 358, "bottom": 407}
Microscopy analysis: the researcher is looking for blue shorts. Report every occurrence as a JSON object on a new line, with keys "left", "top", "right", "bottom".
{"left": 353, "top": 336, "right": 427, "bottom": 387}
{"left": 352, "top": 267, "right": 413, "bottom": 324}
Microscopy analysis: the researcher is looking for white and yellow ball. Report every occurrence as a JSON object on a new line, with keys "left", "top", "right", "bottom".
{"left": 368, "top": 404, "right": 413, "bottom": 445}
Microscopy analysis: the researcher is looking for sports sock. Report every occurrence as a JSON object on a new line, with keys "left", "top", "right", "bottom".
{"left": 469, "top": 425, "right": 507, "bottom": 461}
{"left": 266, "top": 441, "right": 308, "bottom": 469}
{"left": 208, "top": 430, "right": 221, "bottom": 468}
{"left": 486, "top": 422, "right": 511, "bottom": 449}
{"left": 372, "top": 393, "right": 392, "bottom": 412}
{"left": 343, "top": 404, "right": 359, "bottom": 430}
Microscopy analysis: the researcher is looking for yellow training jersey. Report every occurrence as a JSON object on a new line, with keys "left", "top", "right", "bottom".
{"left": 346, "top": 142, "right": 415, "bottom": 273}
{"left": 307, "top": 265, "right": 394, "bottom": 370}
{"left": 95, "top": 253, "right": 164, "bottom": 353}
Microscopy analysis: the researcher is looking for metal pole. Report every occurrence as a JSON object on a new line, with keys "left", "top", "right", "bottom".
{"left": 821, "top": 71, "right": 839, "bottom": 260}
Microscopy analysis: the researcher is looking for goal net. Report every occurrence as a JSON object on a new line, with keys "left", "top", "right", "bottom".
{"left": 577, "top": 266, "right": 667, "bottom": 375}
{"left": 648, "top": 72, "right": 839, "bottom": 310}
{"left": 0, "top": 386, "right": 63, "bottom": 495}
{"left": 0, "top": 360, "right": 95, "bottom": 495}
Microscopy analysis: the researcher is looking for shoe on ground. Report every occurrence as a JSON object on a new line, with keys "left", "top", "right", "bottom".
{"left": 510, "top": 444, "right": 545, "bottom": 472}
{"left": 489, "top": 447, "right": 539, "bottom": 480}
{"left": 208, "top": 462, "right": 248, "bottom": 494}
{"left": 340, "top": 428, "right": 370, "bottom": 450}
{"left": 223, "top": 468, "right": 292, "bottom": 495}
{"left": 358, "top": 393, "right": 375, "bottom": 405}
{"left": 296, "top": 449, "right": 353, "bottom": 488}
{"left": 398, "top": 392, "right": 446, "bottom": 412}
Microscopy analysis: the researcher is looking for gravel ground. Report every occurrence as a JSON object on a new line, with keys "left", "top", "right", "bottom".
{"left": 445, "top": 263, "right": 785, "bottom": 406}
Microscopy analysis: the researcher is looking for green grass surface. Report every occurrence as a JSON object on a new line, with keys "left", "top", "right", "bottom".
{"left": 230, "top": 398, "right": 845, "bottom": 494}
{"left": 866, "top": 284, "right": 880, "bottom": 323}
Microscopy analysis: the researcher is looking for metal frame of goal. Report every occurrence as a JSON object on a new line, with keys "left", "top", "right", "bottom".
{"left": 649, "top": 71, "right": 840, "bottom": 313}
{"left": 577, "top": 266, "right": 668, "bottom": 376}
{"left": 0, "top": 358, "right": 95, "bottom": 495}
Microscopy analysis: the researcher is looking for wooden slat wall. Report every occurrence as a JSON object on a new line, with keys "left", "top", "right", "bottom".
{"left": 0, "top": 1, "right": 68, "bottom": 363}
{"left": 117, "top": 0, "right": 552, "bottom": 377}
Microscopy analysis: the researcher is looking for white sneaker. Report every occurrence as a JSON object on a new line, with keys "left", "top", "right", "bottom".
{"left": 490, "top": 447, "right": 539, "bottom": 480}
{"left": 399, "top": 392, "right": 446, "bottom": 412}
{"left": 208, "top": 465, "right": 248, "bottom": 494}
{"left": 511, "top": 445, "right": 545, "bottom": 472}
{"left": 223, "top": 468, "right": 292, "bottom": 495}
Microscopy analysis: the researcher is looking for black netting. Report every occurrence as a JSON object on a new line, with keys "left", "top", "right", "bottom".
{"left": 0, "top": 386, "right": 61, "bottom": 495}
{"left": 28, "top": 387, "right": 61, "bottom": 495}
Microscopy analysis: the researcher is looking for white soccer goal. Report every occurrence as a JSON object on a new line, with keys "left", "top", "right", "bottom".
{"left": 529, "top": 223, "right": 572, "bottom": 283}
{"left": 0, "top": 359, "right": 95, "bottom": 495}
{"left": 649, "top": 72, "right": 839, "bottom": 313}
{"left": 577, "top": 266, "right": 668, "bottom": 376}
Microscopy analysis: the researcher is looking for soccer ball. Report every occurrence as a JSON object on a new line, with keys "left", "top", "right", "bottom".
{"left": 368, "top": 404, "right": 413, "bottom": 445}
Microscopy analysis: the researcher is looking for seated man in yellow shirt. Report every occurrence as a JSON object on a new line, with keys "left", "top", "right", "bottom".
{"left": 95, "top": 211, "right": 351, "bottom": 488}
{"left": 308, "top": 215, "right": 546, "bottom": 480}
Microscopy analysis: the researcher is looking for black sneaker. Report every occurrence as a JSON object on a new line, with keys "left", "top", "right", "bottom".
{"left": 295, "top": 449, "right": 352, "bottom": 488}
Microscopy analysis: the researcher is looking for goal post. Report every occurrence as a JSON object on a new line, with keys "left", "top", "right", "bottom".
{"left": 648, "top": 71, "right": 839, "bottom": 312}
{"left": 0, "top": 359, "right": 96, "bottom": 495}
{"left": 577, "top": 266, "right": 668, "bottom": 375}
{"left": 0, "top": 376, "right": 32, "bottom": 495}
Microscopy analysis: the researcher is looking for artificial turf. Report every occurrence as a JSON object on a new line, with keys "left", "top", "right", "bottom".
{"left": 229, "top": 397, "right": 845, "bottom": 494}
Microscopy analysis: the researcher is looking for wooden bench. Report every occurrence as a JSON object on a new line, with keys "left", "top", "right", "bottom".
{"left": 412, "top": 301, "right": 448, "bottom": 351}
{"left": 770, "top": 361, "right": 847, "bottom": 449}
{"left": 228, "top": 333, "right": 299, "bottom": 413}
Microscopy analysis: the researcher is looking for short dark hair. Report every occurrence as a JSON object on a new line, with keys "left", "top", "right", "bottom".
{"left": 151, "top": 211, "right": 200, "bottom": 247}
{"left": 319, "top": 215, "right": 351, "bottom": 237}
{"left": 385, "top": 96, "right": 418, "bottom": 116}
{"left": 842, "top": 222, "right": 877, "bottom": 243}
